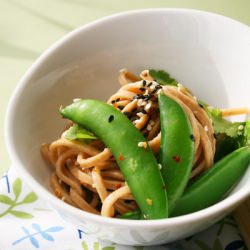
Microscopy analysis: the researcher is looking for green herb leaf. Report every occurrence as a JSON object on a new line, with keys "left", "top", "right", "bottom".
{"left": 148, "top": 69, "right": 178, "bottom": 86}
{"left": 243, "top": 120, "right": 250, "bottom": 146}
{"left": 0, "top": 194, "right": 14, "bottom": 205}
{"left": 13, "top": 178, "right": 22, "bottom": 200}
{"left": 10, "top": 210, "right": 33, "bottom": 219}
{"left": 64, "top": 124, "right": 96, "bottom": 141}
{"left": 205, "top": 107, "right": 250, "bottom": 161}
{"left": 214, "top": 134, "right": 240, "bottom": 162}
{"left": 81, "top": 241, "right": 88, "bottom": 250}
{"left": 22, "top": 192, "right": 38, "bottom": 204}
{"left": 207, "top": 108, "right": 244, "bottom": 138}
{"left": 93, "top": 242, "right": 100, "bottom": 250}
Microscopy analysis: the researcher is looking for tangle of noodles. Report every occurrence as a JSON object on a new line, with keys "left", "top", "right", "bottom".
{"left": 41, "top": 69, "right": 246, "bottom": 218}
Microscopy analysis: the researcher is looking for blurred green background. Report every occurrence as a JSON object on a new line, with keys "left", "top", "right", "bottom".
{"left": 1, "top": 0, "right": 250, "bottom": 176}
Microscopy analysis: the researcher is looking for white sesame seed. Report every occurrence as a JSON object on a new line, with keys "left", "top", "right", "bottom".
{"left": 137, "top": 99, "right": 143, "bottom": 106}
{"left": 92, "top": 184, "right": 96, "bottom": 188}
{"left": 138, "top": 99, "right": 147, "bottom": 106}
{"left": 204, "top": 126, "right": 208, "bottom": 132}
{"left": 138, "top": 142, "right": 147, "bottom": 148}
{"left": 145, "top": 102, "right": 152, "bottom": 111}
{"left": 147, "top": 124, "right": 152, "bottom": 131}
{"left": 61, "top": 131, "right": 67, "bottom": 138}
{"left": 238, "top": 125, "right": 244, "bottom": 130}
{"left": 193, "top": 96, "right": 197, "bottom": 100}
{"left": 149, "top": 120, "right": 155, "bottom": 126}
{"left": 158, "top": 163, "right": 162, "bottom": 170}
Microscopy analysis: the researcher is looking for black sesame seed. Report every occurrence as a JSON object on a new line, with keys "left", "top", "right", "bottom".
{"left": 111, "top": 100, "right": 115, "bottom": 104}
{"left": 118, "top": 105, "right": 124, "bottom": 110}
{"left": 108, "top": 115, "right": 114, "bottom": 123}
{"left": 151, "top": 88, "right": 157, "bottom": 95}
{"left": 190, "top": 134, "right": 195, "bottom": 141}
{"left": 141, "top": 109, "right": 147, "bottom": 114}
{"left": 116, "top": 98, "right": 120, "bottom": 102}
{"left": 155, "top": 84, "right": 162, "bottom": 89}
{"left": 139, "top": 87, "right": 146, "bottom": 91}
{"left": 133, "top": 94, "right": 142, "bottom": 100}
{"left": 142, "top": 80, "right": 147, "bottom": 86}
{"left": 144, "top": 94, "right": 153, "bottom": 101}
{"left": 147, "top": 82, "right": 153, "bottom": 87}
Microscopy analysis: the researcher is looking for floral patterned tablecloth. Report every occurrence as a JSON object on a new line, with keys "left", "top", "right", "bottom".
{"left": 0, "top": 166, "right": 247, "bottom": 250}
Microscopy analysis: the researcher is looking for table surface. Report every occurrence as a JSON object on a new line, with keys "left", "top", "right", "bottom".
{"left": 1, "top": 0, "right": 250, "bottom": 175}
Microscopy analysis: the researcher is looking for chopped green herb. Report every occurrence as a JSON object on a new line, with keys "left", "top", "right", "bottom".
{"left": 64, "top": 124, "right": 96, "bottom": 142}
{"left": 148, "top": 69, "right": 178, "bottom": 86}
{"left": 204, "top": 106, "right": 250, "bottom": 161}
{"left": 242, "top": 120, "right": 250, "bottom": 146}
{"left": 207, "top": 107, "right": 244, "bottom": 138}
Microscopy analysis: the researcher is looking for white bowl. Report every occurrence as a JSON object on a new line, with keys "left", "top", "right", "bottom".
{"left": 5, "top": 9, "right": 250, "bottom": 245}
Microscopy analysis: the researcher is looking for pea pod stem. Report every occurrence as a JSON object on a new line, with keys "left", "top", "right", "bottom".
{"left": 172, "top": 146, "right": 250, "bottom": 216}
{"left": 60, "top": 99, "right": 168, "bottom": 219}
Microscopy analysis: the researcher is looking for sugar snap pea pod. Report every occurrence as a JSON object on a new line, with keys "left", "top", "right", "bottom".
{"left": 172, "top": 146, "right": 250, "bottom": 216}
{"left": 60, "top": 99, "right": 168, "bottom": 219}
{"left": 158, "top": 93, "right": 194, "bottom": 212}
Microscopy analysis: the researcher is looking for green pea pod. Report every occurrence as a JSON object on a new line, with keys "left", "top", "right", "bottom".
{"left": 172, "top": 146, "right": 250, "bottom": 216}
{"left": 60, "top": 99, "right": 168, "bottom": 219}
{"left": 159, "top": 93, "right": 194, "bottom": 212}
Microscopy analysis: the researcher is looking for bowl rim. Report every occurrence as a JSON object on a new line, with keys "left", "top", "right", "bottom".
{"left": 4, "top": 8, "right": 250, "bottom": 228}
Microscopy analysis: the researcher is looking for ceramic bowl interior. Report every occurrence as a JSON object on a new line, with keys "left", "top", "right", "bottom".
{"left": 5, "top": 9, "right": 250, "bottom": 245}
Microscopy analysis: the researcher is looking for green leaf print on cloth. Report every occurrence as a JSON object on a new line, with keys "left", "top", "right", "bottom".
{"left": 0, "top": 178, "right": 38, "bottom": 218}
{"left": 82, "top": 241, "right": 115, "bottom": 250}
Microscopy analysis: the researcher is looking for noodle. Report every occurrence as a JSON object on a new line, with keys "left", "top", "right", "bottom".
{"left": 41, "top": 69, "right": 218, "bottom": 218}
